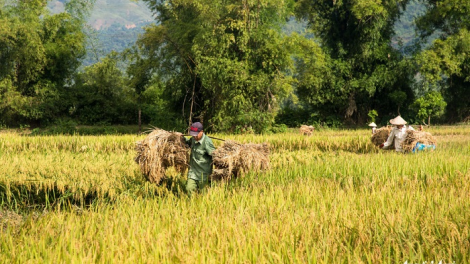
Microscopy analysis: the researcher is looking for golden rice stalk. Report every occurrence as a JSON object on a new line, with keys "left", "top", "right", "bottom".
{"left": 210, "top": 140, "right": 270, "bottom": 181}
{"left": 135, "top": 129, "right": 189, "bottom": 184}
{"left": 371, "top": 126, "right": 392, "bottom": 146}
{"left": 401, "top": 130, "right": 437, "bottom": 153}
{"left": 300, "top": 125, "right": 315, "bottom": 136}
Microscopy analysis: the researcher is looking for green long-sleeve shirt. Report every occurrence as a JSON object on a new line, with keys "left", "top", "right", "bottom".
{"left": 184, "top": 134, "right": 216, "bottom": 181}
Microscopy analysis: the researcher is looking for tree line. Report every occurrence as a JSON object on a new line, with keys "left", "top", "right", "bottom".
{"left": 0, "top": 0, "right": 469, "bottom": 132}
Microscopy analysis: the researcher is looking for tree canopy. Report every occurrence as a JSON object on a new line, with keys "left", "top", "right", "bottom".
{"left": 135, "top": 0, "right": 296, "bottom": 132}
{"left": 416, "top": 0, "right": 470, "bottom": 122}
{"left": 0, "top": 0, "right": 90, "bottom": 126}
{"left": 293, "top": 0, "right": 416, "bottom": 125}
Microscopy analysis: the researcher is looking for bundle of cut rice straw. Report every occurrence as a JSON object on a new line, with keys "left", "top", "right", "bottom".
{"left": 371, "top": 126, "right": 392, "bottom": 146}
{"left": 210, "top": 140, "right": 270, "bottom": 181}
{"left": 401, "top": 130, "right": 437, "bottom": 152}
{"left": 135, "top": 129, "right": 189, "bottom": 184}
{"left": 300, "top": 125, "right": 315, "bottom": 136}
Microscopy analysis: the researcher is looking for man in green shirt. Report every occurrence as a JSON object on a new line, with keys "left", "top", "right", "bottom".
{"left": 183, "top": 122, "right": 216, "bottom": 196}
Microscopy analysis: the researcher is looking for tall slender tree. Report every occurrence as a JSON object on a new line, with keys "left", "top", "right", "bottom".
{"left": 138, "top": 0, "right": 295, "bottom": 132}
{"left": 294, "top": 0, "right": 415, "bottom": 124}
{"left": 415, "top": 0, "right": 470, "bottom": 122}
{"left": 0, "top": 0, "right": 92, "bottom": 126}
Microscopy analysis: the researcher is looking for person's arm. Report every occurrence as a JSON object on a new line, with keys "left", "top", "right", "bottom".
{"left": 408, "top": 125, "right": 415, "bottom": 131}
{"left": 382, "top": 129, "right": 395, "bottom": 149}
{"left": 205, "top": 137, "right": 216, "bottom": 156}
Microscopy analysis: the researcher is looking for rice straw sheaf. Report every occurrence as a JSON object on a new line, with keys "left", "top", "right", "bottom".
{"left": 210, "top": 140, "right": 270, "bottom": 181}
{"left": 135, "top": 129, "right": 189, "bottom": 184}
{"left": 371, "top": 126, "right": 391, "bottom": 146}
{"left": 401, "top": 130, "right": 437, "bottom": 153}
{"left": 1, "top": 210, "right": 23, "bottom": 230}
{"left": 300, "top": 125, "right": 315, "bottom": 136}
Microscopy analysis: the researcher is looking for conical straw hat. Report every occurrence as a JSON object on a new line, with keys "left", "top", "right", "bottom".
{"left": 389, "top": 116, "right": 407, "bottom": 125}
{"left": 368, "top": 122, "right": 377, "bottom": 127}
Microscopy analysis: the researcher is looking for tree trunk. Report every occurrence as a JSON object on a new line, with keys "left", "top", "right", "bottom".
{"left": 428, "top": 115, "right": 431, "bottom": 127}
{"left": 189, "top": 76, "right": 196, "bottom": 134}
{"left": 345, "top": 92, "right": 357, "bottom": 124}
{"left": 138, "top": 108, "right": 141, "bottom": 134}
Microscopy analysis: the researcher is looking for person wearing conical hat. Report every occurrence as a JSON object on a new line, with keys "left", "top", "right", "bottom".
{"left": 380, "top": 116, "right": 414, "bottom": 152}
{"left": 368, "top": 122, "right": 377, "bottom": 134}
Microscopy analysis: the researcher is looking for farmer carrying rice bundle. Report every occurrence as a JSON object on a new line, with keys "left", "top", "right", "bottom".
{"left": 368, "top": 122, "right": 377, "bottom": 134}
{"left": 180, "top": 122, "right": 216, "bottom": 197}
{"left": 180, "top": 122, "right": 270, "bottom": 194}
{"left": 380, "top": 116, "right": 414, "bottom": 152}
{"left": 136, "top": 122, "right": 270, "bottom": 197}
{"left": 379, "top": 116, "right": 436, "bottom": 153}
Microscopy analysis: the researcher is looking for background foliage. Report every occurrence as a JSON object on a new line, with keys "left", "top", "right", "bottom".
{"left": 0, "top": 0, "right": 469, "bottom": 130}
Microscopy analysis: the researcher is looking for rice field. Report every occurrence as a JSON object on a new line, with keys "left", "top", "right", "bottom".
{"left": 1, "top": 126, "right": 470, "bottom": 263}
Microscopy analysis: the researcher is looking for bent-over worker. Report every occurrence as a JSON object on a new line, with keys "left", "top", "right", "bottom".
{"left": 183, "top": 122, "right": 216, "bottom": 197}
{"left": 380, "top": 116, "right": 414, "bottom": 152}
{"left": 368, "top": 122, "right": 377, "bottom": 134}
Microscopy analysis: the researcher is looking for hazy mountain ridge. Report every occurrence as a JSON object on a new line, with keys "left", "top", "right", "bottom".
{"left": 47, "top": 0, "right": 154, "bottom": 66}
{"left": 46, "top": 0, "right": 426, "bottom": 66}
{"left": 48, "top": 0, "right": 154, "bottom": 30}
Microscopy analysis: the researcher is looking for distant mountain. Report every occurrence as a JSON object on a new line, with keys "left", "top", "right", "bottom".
{"left": 48, "top": 0, "right": 154, "bottom": 30}
{"left": 48, "top": 0, "right": 155, "bottom": 66}
{"left": 46, "top": 0, "right": 431, "bottom": 67}
{"left": 392, "top": 0, "right": 427, "bottom": 52}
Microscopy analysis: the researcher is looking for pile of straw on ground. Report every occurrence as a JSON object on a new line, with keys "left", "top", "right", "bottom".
{"left": 401, "top": 130, "right": 437, "bottom": 152}
{"left": 135, "top": 129, "right": 189, "bottom": 184}
{"left": 300, "top": 125, "right": 315, "bottom": 136}
{"left": 371, "top": 126, "right": 392, "bottom": 146}
{"left": 210, "top": 140, "right": 270, "bottom": 181}
{"left": 1, "top": 210, "right": 23, "bottom": 231}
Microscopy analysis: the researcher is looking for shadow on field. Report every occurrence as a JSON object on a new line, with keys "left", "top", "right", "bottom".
{"left": 0, "top": 182, "right": 100, "bottom": 211}
{"left": 146, "top": 174, "right": 189, "bottom": 198}
{"left": 0, "top": 174, "right": 192, "bottom": 213}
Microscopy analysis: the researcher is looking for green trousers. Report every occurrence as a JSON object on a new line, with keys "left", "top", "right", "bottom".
{"left": 186, "top": 178, "right": 209, "bottom": 197}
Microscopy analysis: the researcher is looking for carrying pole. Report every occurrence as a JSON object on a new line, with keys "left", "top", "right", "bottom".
{"left": 183, "top": 134, "right": 225, "bottom": 142}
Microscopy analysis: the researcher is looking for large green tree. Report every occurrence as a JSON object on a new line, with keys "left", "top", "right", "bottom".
{"left": 410, "top": 91, "right": 446, "bottom": 126}
{"left": 69, "top": 52, "right": 136, "bottom": 125}
{"left": 416, "top": 0, "right": 470, "bottom": 122}
{"left": 294, "top": 0, "right": 416, "bottom": 125}
{"left": 138, "top": 0, "right": 295, "bottom": 132}
{"left": 0, "top": 0, "right": 90, "bottom": 126}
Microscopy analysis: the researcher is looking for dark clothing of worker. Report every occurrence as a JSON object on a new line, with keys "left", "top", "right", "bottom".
{"left": 184, "top": 134, "right": 216, "bottom": 182}
{"left": 183, "top": 132, "right": 215, "bottom": 196}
